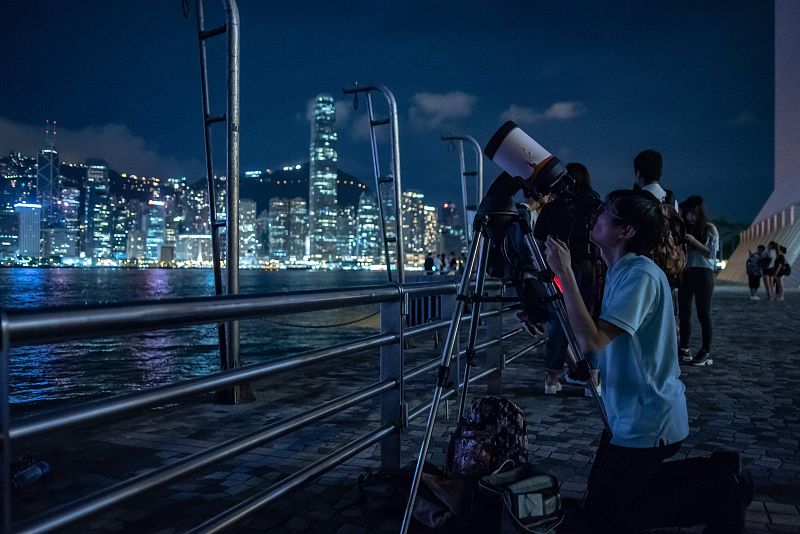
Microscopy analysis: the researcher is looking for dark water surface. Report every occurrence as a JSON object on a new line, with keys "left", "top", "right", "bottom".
{"left": 1, "top": 268, "right": 388, "bottom": 416}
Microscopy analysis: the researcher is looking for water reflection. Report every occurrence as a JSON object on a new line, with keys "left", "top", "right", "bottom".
{"left": 1, "top": 269, "right": 386, "bottom": 416}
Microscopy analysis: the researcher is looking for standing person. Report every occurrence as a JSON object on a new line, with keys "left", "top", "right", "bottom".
{"left": 544, "top": 189, "right": 751, "bottom": 534}
{"left": 634, "top": 149, "right": 679, "bottom": 210}
{"left": 774, "top": 244, "right": 788, "bottom": 301}
{"left": 433, "top": 253, "right": 442, "bottom": 274}
{"left": 439, "top": 253, "right": 449, "bottom": 275}
{"left": 534, "top": 162, "right": 601, "bottom": 395}
{"left": 424, "top": 252, "right": 434, "bottom": 275}
{"left": 746, "top": 245, "right": 766, "bottom": 300}
{"left": 448, "top": 252, "right": 457, "bottom": 274}
{"left": 677, "top": 196, "right": 719, "bottom": 366}
{"left": 762, "top": 241, "right": 779, "bottom": 300}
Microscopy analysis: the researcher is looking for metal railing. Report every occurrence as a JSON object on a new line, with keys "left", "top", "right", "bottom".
{"left": 1, "top": 279, "right": 542, "bottom": 533}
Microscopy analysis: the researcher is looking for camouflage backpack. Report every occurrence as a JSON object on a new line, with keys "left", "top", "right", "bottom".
{"left": 447, "top": 397, "right": 528, "bottom": 478}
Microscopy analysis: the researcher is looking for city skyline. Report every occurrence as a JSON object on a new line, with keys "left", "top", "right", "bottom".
{"left": 0, "top": 1, "right": 774, "bottom": 224}
{"left": 0, "top": 135, "right": 466, "bottom": 268}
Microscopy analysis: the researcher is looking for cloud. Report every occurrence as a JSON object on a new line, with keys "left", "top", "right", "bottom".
{"left": 410, "top": 91, "right": 478, "bottom": 129}
{"left": 731, "top": 111, "right": 758, "bottom": 126}
{"left": 500, "top": 101, "right": 586, "bottom": 124}
{"left": 0, "top": 116, "right": 203, "bottom": 177}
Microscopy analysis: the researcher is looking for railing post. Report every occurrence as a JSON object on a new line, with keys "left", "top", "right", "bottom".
{"left": 1, "top": 312, "right": 10, "bottom": 534}
{"left": 486, "top": 285, "right": 503, "bottom": 395}
{"left": 380, "top": 296, "right": 403, "bottom": 468}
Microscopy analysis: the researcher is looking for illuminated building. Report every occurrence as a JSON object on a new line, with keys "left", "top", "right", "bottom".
{"left": 240, "top": 198, "right": 258, "bottom": 260}
{"left": 14, "top": 202, "right": 41, "bottom": 257}
{"left": 402, "top": 191, "right": 426, "bottom": 265}
{"left": 144, "top": 199, "right": 166, "bottom": 260}
{"left": 84, "top": 159, "right": 112, "bottom": 259}
{"left": 356, "top": 191, "right": 381, "bottom": 263}
{"left": 308, "top": 94, "right": 338, "bottom": 260}
{"left": 336, "top": 205, "right": 357, "bottom": 261}
{"left": 423, "top": 205, "right": 440, "bottom": 254}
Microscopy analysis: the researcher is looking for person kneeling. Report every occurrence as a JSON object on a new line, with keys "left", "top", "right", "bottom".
{"left": 544, "top": 190, "right": 752, "bottom": 534}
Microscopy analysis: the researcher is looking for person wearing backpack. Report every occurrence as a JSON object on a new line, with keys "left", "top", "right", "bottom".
{"left": 533, "top": 162, "right": 601, "bottom": 396}
{"left": 746, "top": 245, "right": 766, "bottom": 300}
{"left": 634, "top": 149, "right": 679, "bottom": 211}
{"left": 677, "top": 196, "right": 719, "bottom": 366}
{"left": 544, "top": 189, "right": 752, "bottom": 534}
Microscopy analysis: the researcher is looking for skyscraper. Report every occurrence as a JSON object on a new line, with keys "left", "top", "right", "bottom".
{"left": 239, "top": 198, "right": 258, "bottom": 261}
{"left": 288, "top": 197, "right": 308, "bottom": 260}
{"left": 268, "top": 197, "right": 290, "bottom": 260}
{"left": 84, "top": 159, "right": 112, "bottom": 259}
{"left": 336, "top": 205, "right": 357, "bottom": 261}
{"left": 423, "top": 205, "right": 440, "bottom": 255}
{"left": 356, "top": 191, "right": 381, "bottom": 264}
{"left": 308, "top": 94, "right": 338, "bottom": 261}
{"left": 144, "top": 200, "right": 166, "bottom": 260}
{"left": 402, "top": 191, "right": 426, "bottom": 266}
{"left": 37, "top": 122, "right": 60, "bottom": 229}
{"left": 14, "top": 202, "right": 41, "bottom": 258}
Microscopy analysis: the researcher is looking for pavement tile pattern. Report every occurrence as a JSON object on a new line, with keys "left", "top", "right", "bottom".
{"left": 9, "top": 286, "right": 799, "bottom": 533}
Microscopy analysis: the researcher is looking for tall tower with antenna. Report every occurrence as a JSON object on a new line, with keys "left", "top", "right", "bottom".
{"left": 37, "top": 119, "right": 60, "bottom": 227}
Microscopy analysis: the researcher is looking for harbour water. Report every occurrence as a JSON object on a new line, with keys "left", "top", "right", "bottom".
{"left": 1, "top": 268, "right": 389, "bottom": 417}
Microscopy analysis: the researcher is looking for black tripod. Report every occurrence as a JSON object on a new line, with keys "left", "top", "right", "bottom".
{"left": 400, "top": 174, "right": 610, "bottom": 534}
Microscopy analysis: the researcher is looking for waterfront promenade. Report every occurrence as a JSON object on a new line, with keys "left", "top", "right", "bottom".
{"left": 11, "top": 284, "right": 799, "bottom": 533}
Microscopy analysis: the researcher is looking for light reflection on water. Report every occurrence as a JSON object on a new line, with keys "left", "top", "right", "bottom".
{"left": 0, "top": 268, "right": 387, "bottom": 416}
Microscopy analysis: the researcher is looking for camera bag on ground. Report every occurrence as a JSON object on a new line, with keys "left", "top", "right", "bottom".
{"left": 474, "top": 461, "right": 564, "bottom": 534}
{"left": 447, "top": 396, "right": 528, "bottom": 478}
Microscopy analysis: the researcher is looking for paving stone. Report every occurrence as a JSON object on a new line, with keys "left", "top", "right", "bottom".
{"left": 765, "top": 502, "right": 798, "bottom": 515}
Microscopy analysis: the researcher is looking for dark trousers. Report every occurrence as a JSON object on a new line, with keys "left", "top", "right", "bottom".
{"left": 678, "top": 267, "right": 714, "bottom": 352}
{"left": 585, "top": 431, "right": 731, "bottom": 533}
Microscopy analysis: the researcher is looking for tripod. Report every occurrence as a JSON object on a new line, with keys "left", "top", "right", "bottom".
{"left": 400, "top": 174, "right": 610, "bottom": 534}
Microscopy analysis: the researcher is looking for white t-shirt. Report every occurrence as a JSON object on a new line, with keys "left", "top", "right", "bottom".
{"left": 641, "top": 182, "right": 679, "bottom": 210}
{"left": 598, "top": 253, "right": 689, "bottom": 448}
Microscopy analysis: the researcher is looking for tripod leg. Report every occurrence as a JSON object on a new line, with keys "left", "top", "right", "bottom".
{"left": 457, "top": 236, "right": 491, "bottom": 422}
{"left": 520, "top": 232, "right": 612, "bottom": 435}
{"left": 400, "top": 230, "right": 485, "bottom": 534}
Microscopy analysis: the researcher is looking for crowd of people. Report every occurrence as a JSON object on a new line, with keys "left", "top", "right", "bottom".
{"left": 746, "top": 241, "right": 791, "bottom": 301}
{"left": 423, "top": 251, "right": 466, "bottom": 275}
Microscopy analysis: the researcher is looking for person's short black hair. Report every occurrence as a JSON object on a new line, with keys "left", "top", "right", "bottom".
{"left": 757, "top": 245, "right": 766, "bottom": 250}
{"left": 634, "top": 149, "right": 663, "bottom": 182}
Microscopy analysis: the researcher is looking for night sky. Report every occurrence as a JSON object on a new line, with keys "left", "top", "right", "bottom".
{"left": 0, "top": 1, "right": 774, "bottom": 223}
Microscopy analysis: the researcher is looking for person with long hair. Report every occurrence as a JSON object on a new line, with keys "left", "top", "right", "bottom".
{"left": 774, "top": 244, "right": 788, "bottom": 301}
{"left": 677, "top": 196, "right": 719, "bottom": 366}
{"left": 762, "top": 241, "right": 779, "bottom": 300}
{"left": 544, "top": 189, "right": 751, "bottom": 533}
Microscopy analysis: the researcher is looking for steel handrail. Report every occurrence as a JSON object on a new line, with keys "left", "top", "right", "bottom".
{"left": 4, "top": 279, "right": 516, "bottom": 532}
{"left": 2, "top": 281, "right": 499, "bottom": 347}
{"left": 407, "top": 337, "right": 545, "bottom": 421}
{"left": 189, "top": 424, "right": 396, "bottom": 534}
{"left": 10, "top": 334, "right": 396, "bottom": 441}
{"left": 14, "top": 379, "right": 396, "bottom": 534}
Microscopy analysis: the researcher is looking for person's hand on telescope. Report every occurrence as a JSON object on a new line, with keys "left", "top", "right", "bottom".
{"left": 544, "top": 235, "right": 573, "bottom": 281}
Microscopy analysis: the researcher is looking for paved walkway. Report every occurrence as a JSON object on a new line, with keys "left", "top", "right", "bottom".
{"left": 10, "top": 285, "right": 799, "bottom": 533}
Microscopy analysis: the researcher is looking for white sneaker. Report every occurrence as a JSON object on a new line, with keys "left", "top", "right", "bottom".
{"left": 584, "top": 383, "right": 601, "bottom": 398}
{"left": 750, "top": 295, "right": 761, "bottom": 301}
{"left": 564, "top": 374, "right": 586, "bottom": 386}
{"left": 544, "top": 380, "right": 563, "bottom": 395}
